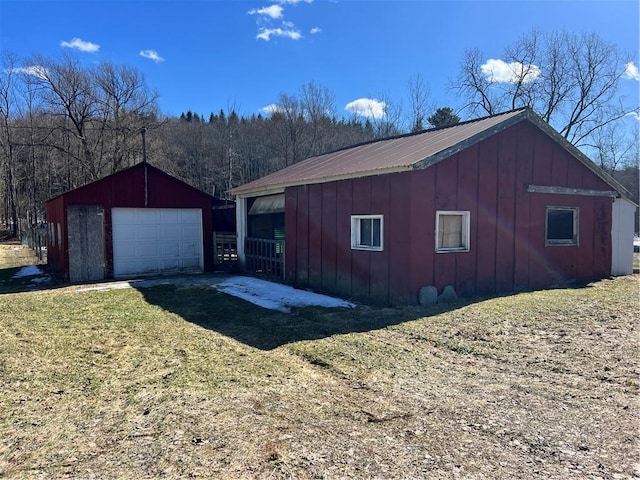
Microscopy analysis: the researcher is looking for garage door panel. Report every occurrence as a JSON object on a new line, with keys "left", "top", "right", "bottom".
{"left": 181, "top": 225, "right": 200, "bottom": 240}
{"left": 117, "top": 244, "right": 137, "bottom": 258}
{"left": 138, "top": 211, "right": 160, "bottom": 224}
{"left": 181, "top": 242, "right": 199, "bottom": 256}
{"left": 138, "top": 225, "right": 160, "bottom": 241}
{"left": 137, "top": 244, "right": 159, "bottom": 258}
{"left": 160, "top": 243, "right": 180, "bottom": 256}
{"left": 160, "top": 210, "right": 180, "bottom": 222}
{"left": 112, "top": 208, "right": 203, "bottom": 277}
{"left": 178, "top": 210, "right": 200, "bottom": 222}
{"left": 159, "top": 258, "right": 180, "bottom": 271}
{"left": 181, "top": 257, "right": 201, "bottom": 269}
{"left": 160, "top": 225, "right": 180, "bottom": 240}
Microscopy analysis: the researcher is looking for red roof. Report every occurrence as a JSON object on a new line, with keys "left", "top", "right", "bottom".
{"left": 230, "top": 109, "right": 528, "bottom": 196}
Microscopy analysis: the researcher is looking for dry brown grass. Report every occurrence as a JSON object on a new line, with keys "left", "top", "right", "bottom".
{"left": 0, "top": 257, "right": 638, "bottom": 478}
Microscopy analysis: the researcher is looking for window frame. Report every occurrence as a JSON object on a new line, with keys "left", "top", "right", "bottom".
{"left": 350, "top": 214, "right": 384, "bottom": 251}
{"left": 545, "top": 206, "right": 579, "bottom": 246}
{"left": 435, "top": 210, "right": 471, "bottom": 253}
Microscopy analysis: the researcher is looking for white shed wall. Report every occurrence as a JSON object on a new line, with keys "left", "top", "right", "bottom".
{"left": 611, "top": 197, "right": 636, "bottom": 276}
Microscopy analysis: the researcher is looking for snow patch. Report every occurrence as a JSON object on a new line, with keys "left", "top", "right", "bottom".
{"left": 76, "top": 282, "right": 132, "bottom": 293}
{"left": 215, "top": 276, "right": 355, "bottom": 313}
{"left": 12, "top": 265, "right": 42, "bottom": 278}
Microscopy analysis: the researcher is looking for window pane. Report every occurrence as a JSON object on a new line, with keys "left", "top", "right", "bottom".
{"left": 547, "top": 210, "right": 574, "bottom": 240}
{"left": 360, "top": 218, "right": 373, "bottom": 246}
{"left": 439, "top": 215, "right": 463, "bottom": 248}
{"left": 372, "top": 218, "right": 381, "bottom": 247}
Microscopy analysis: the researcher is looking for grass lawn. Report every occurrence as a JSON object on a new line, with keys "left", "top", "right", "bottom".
{"left": 0, "top": 245, "right": 638, "bottom": 478}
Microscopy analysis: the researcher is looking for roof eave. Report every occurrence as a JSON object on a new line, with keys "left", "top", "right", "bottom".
{"left": 230, "top": 165, "right": 414, "bottom": 198}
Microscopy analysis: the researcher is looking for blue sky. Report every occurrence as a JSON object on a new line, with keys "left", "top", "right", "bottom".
{"left": 1, "top": 0, "right": 638, "bottom": 124}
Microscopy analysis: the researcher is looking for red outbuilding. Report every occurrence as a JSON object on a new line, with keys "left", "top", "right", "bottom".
{"left": 46, "top": 162, "right": 218, "bottom": 282}
{"left": 231, "top": 108, "right": 636, "bottom": 304}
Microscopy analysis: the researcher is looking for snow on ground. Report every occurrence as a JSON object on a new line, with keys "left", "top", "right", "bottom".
{"left": 72, "top": 274, "right": 354, "bottom": 313}
{"left": 12, "top": 265, "right": 43, "bottom": 278}
{"left": 76, "top": 282, "right": 133, "bottom": 293}
{"left": 10, "top": 265, "right": 52, "bottom": 287}
{"left": 214, "top": 276, "right": 355, "bottom": 313}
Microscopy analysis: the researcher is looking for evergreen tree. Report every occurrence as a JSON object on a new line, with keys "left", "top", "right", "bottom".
{"left": 427, "top": 107, "right": 461, "bottom": 128}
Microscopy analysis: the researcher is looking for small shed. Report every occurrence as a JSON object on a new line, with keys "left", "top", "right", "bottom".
{"left": 231, "top": 108, "right": 637, "bottom": 304}
{"left": 46, "top": 162, "right": 218, "bottom": 282}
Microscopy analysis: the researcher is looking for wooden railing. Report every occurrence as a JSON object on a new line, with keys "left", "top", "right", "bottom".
{"left": 213, "top": 232, "right": 238, "bottom": 270}
{"left": 245, "top": 237, "right": 285, "bottom": 280}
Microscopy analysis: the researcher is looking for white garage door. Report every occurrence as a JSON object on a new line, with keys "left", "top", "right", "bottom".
{"left": 112, "top": 208, "right": 204, "bottom": 277}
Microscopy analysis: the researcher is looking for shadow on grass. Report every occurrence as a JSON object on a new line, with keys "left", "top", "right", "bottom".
{"left": 136, "top": 283, "right": 465, "bottom": 351}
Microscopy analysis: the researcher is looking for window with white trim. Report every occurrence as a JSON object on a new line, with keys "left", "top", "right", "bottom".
{"left": 546, "top": 206, "right": 578, "bottom": 246}
{"left": 351, "top": 215, "right": 383, "bottom": 251}
{"left": 436, "top": 211, "right": 470, "bottom": 252}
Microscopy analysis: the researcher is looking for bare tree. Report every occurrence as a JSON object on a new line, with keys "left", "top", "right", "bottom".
{"left": 407, "top": 73, "right": 431, "bottom": 132}
{"left": 25, "top": 54, "right": 159, "bottom": 183}
{"left": 0, "top": 52, "right": 20, "bottom": 235}
{"left": 299, "top": 81, "right": 336, "bottom": 154}
{"left": 28, "top": 54, "right": 101, "bottom": 180}
{"left": 587, "top": 121, "right": 639, "bottom": 174}
{"left": 92, "top": 62, "right": 159, "bottom": 173}
{"left": 370, "top": 91, "right": 402, "bottom": 138}
{"left": 453, "top": 30, "right": 635, "bottom": 146}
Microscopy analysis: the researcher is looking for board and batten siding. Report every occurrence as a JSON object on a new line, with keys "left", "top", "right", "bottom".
{"left": 285, "top": 121, "right": 615, "bottom": 304}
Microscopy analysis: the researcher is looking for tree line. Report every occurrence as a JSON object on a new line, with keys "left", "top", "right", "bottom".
{"left": 0, "top": 29, "right": 637, "bottom": 237}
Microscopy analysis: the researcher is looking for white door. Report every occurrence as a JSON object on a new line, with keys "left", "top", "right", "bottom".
{"left": 112, "top": 208, "right": 203, "bottom": 277}
{"left": 611, "top": 198, "right": 635, "bottom": 276}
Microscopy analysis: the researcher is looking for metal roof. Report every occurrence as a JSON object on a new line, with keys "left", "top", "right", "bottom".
{"left": 229, "top": 108, "right": 633, "bottom": 203}
{"left": 231, "top": 109, "right": 527, "bottom": 197}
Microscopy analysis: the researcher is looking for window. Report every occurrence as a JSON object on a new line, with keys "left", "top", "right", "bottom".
{"left": 436, "top": 211, "right": 470, "bottom": 252}
{"left": 351, "top": 215, "right": 383, "bottom": 251}
{"left": 546, "top": 207, "right": 578, "bottom": 246}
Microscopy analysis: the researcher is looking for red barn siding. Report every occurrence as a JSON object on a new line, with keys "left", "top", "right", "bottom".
{"left": 370, "top": 175, "right": 391, "bottom": 303}
{"left": 321, "top": 182, "right": 338, "bottom": 294}
{"left": 335, "top": 181, "right": 353, "bottom": 297}
{"left": 456, "top": 147, "right": 480, "bottom": 297}
{"left": 388, "top": 173, "right": 412, "bottom": 304}
{"left": 409, "top": 168, "right": 435, "bottom": 293}
{"left": 295, "top": 185, "right": 310, "bottom": 287}
{"left": 284, "top": 122, "right": 616, "bottom": 304}
{"left": 45, "top": 163, "right": 214, "bottom": 280}
{"left": 476, "top": 134, "right": 499, "bottom": 296}
{"left": 351, "top": 177, "right": 373, "bottom": 300}
{"left": 308, "top": 183, "right": 323, "bottom": 289}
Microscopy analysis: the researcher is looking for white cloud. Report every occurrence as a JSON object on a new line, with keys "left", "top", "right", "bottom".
{"left": 257, "top": 27, "right": 301, "bottom": 41}
{"left": 248, "top": 4, "right": 284, "bottom": 19}
{"left": 260, "top": 103, "right": 283, "bottom": 115}
{"left": 345, "top": 98, "right": 386, "bottom": 119}
{"left": 60, "top": 37, "right": 100, "bottom": 53}
{"left": 310, "top": 27, "right": 322, "bottom": 34}
{"left": 481, "top": 58, "right": 540, "bottom": 84}
{"left": 248, "top": 0, "right": 317, "bottom": 42}
{"left": 10, "top": 65, "right": 48, "bottom": 79}
{"left": 139, "top": 50, "right": 165, "bottom": 63}
{"left": 623, "top": 62, "right": 640, "bottom": 81}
